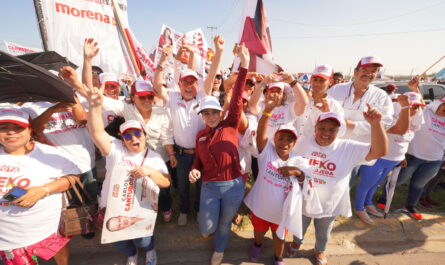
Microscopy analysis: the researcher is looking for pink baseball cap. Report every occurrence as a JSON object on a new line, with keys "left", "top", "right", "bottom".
{"left": 404, "top": 92, "right": 425, "bottom": 106}
{"left": 179, "top": 69, "right": 199, "bottom": 80}
{"left": 99, "top": 73, "right": 119, "bottom": 86}
{"left": 317, "top": 112, "right": 342, "bottom": 127}
{"left": 275, "top": 124, "right": 298, "bottom": 140}
{"left": 267, "top": 82, "right": 285, "bottom": 91}
{"left": 357, "top": 56, "right": 383, "bottom": 68}
{"left": 312, "top": 64, "right": 333, "bottom": 80}
{"left": 0, "top": 108, "right": 30, "bottom": 128}
{"left": 131, "top": 80, "right": 155, "bottom": 96}
{"left": 119, "top": 120, "right": 144, "bottom": 134}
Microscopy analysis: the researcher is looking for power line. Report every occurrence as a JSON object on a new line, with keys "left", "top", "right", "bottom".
{"left": 216, "top": 0, "right": 241, "bottom": 28}
{"left": 274, "top": 27, "right": 445, "bottom": 39}
{"left": 270, "top": 0, "right": 445, "bottom": 27}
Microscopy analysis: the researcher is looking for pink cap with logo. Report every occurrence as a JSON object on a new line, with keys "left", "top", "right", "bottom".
{"left": 99, "top": 73, "right": 119, "bottom": 86}
{"left": 119, "top": 120, "right": 144, "bottom": 134}
{"left": 357, "top": 56, "right": 383, "bottom": 68}
{"left": 312, "top": 64, "right": 333, "bottom": 80}
{"left": 275, "top": 124, "right": 298, "bottom": 140}
{"left": 267, "top": 82, "right": 285, "bottom": 91}
{"left": 131, "top": 80, "right": 155, "bottom": 96}
{"left": 179, "top": 69, "right": 199, "bottom": 80}
{"left": 317, "top": 112, "right": 342, "bottom": 127}
{"left": 0, "top": 108, "right": 30, "bottom": 128}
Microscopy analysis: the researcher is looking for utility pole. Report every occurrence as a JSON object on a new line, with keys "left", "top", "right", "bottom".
{"left": 207, "top": 26, "right": 218, "bottom": 48}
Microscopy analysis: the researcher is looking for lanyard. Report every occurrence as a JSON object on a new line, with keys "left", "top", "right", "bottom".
{"left": 342, "top": 83, "right": 367, "bottom": 110}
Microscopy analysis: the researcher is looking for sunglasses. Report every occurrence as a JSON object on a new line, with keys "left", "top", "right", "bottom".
{"left": 92, "top": 71, "right": 102, "bottom": 76}
{"left": 245, "top": 80, "right": 255, "bottom": 87}
{"left": 122, "top": 130, "right": 143, "bottom": 141}
{"left": 215, "top": 75, "right": 223, "bottom": 80}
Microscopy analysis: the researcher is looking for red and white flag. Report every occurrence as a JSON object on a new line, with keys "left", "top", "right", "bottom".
{"left": 4, "top": 41, "right": 42, "bottom": 56}
{"left": 236, "top": 0, "right": 277, "bottom": 74}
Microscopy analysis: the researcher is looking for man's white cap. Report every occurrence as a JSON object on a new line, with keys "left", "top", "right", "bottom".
{"left": 179, "top": 69, "right": 199, "bottom": 80}
{"left": 404, "top": 92, "right": 425, "bottom": 106}
{"left": 275, "top": 124, "right": 298, "bottom": 140}
{"left": 267, "top": 82, "right": 285, "bottom": 91}
{"left": 0, "top": 108, "right": 30, "bottom": 128}
{"left": 119, "top": 120, "right": 144, "bottom": 134}
{"left": 312, "top": 64, "right": 333, "bottom": 80}
{"left": 317, "top": 112, "right": 342, "bottom": 126}
{"left": 357, "top": 56, "right": 383, "bottom": 68}
{"left": 131, "top": 80, "right": 155, "bottom": 96}
{"left": 99, "top": 73, "right": 119, "bottom": 86}
{"left": 197, "top": 96, "right": 223, "bottom": 113}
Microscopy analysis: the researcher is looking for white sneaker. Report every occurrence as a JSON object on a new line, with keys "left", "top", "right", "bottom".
{"left": 145, "top": 249, "right": 157, "bottom": 265}
{"left": 178, "top": 213, "right": 188, "bottom": 226}
{"left": 126, "top": 253, "right": 138, "bottom": 265}
{"left": 210, "top": 251, "right": 224, "bottom": 265}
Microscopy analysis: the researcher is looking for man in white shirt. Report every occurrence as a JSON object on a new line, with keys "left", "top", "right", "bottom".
{"left": 328, "top": 56, "right": 393, "bottom": 186}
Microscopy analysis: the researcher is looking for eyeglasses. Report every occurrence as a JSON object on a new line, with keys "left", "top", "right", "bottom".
{"left": 92, "top": 71, "right": 102, "bottom": 76}
{"left": 122, "top": 130, "right": 143, "bottom": 141}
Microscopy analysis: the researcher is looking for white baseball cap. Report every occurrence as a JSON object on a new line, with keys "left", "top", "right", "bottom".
{"left": 0, "top": 108, "right": 30, "bottom": 128}
{"left": 99, "top": 73, "right": 119, "bottom": 86}
{"left": 267, "top": 82, "right": 285, "bottom": 91}
{"left": 197, "top": 96, "right": 223, "bottom": 114}
{"left": 312, "top": 64, "right": 333, "bottom": 80}
{"left": 179, "top": 69, "right": 199, "bottom": 80}
{"left": 119, "top": 120, "right": 144, "bottom": 134}
{"left": 357, "top": 56, "right": 383, "bottom": 68}
{"left": 404, "top": 92, "right": 425, "bottom": 106}
{"left": 275, "top": 124, "right": 298, "bottom": 140}
{"left": 317, "top": 112, "right": 342, "bottom": 126}
{"left": 131, "top": 80, "right": 155, "bottom": 96}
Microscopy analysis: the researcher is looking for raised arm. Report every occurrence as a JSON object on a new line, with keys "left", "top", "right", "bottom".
{"left": 282, "top": 73, "right": 308, "bottom": 116}
{"left": 86, "top": 83, "right": 112, "bottom": 156}
{"left": 364, "top": 104, "right": 388, "bottom": 161}
{"left": 58, "top": 66, "right": 88, "bottom": 124}
{"left": 31, "top": 102, "right": 74, "bottom": 134}
{"left": 203, "top": 35, "right": 225, "bottom": 96}
{"left": 408, "top": 76, "right": 425, "bottom": 106}
{"left": 175, "top": 44, "right": 195, "bottom": 71}
{"left": 256, "top": 96, "right": 280, "bottom": 153}
{"left": 248, "top": 74, "right": 274, "bottom": 115}
{"left": 153, "top": 46, "right": 171, "bottom": 102}
{"left": 82, "top": 38, "right": 99, "bottom": 90}
{"left": 387, "top": 94, "right": 410, "bottom": 134}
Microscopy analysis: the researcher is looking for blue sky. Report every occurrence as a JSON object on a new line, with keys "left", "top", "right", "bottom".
{"left": 1, "top": 0, "right": 445, "bottom": 75}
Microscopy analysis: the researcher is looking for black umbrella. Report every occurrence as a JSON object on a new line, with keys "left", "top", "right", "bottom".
{"left": 18, "top": 51, "right": 78, "bottom": 71}
{"left": 0, "top": 51, "right": 75, "bottom": 103}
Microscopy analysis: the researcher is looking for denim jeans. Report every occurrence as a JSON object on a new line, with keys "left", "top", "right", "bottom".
{"left": 113, "top": 236, "right": 154, "bottom": 257}
{"left": 395, "top": 154, "right": 442, "bottom": 207}
{"left": 158, "top": 161, "right": 176, "bottom": 212}
{"left": 198, "top": 176, "right": 245, "bottom": 253}
{"left": 293, "top": 215, "right": 336, "bottom": 253}
{"left": 349, "top": 165, "right": 361, "bottom": 188}
{"left": 355, "top": 158, "right": 400, "bottom": 211}
{"left": 176, "top": 153, "right": 201, "bottom": 214}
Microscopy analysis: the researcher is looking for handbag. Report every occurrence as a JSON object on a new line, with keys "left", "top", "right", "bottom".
{"left": 59, "top": 176, "right": 98, "bottom": 237}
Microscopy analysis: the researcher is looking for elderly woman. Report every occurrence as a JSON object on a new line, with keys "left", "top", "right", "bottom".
{"left": 287, "top": 108, "right": 387, "bottom": 265}
{"left": 0, "top": 108, "right": 80, "bottom": 265}
{"left": 85, "top": 83, "right": 170, "bottom": 265}
{"left": 187, "top": 43, "right": 248, "bottom": 265}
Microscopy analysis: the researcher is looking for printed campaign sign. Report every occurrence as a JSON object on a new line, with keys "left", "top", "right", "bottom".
{"left": 4, "top": 41, "right": 42, "bottom": 56}
{"left": 101, "top": 161, "right": 159, "bottom": 244}
{"left": 38, "top": 0, "right": 130, "bottom": 76}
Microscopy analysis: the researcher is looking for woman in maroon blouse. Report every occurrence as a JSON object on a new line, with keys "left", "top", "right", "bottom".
{"left": 188, "top": 43, "right": 249, "bottom": 265}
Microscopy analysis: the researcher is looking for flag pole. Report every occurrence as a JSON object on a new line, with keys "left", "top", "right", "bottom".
{"left": 33, "top": 0, "right": 49, "bottom": 52}
{"left": 421, "top": 55, "right": 445, "bottom": 76}
{"left": 111, "top": 0, "right": 140, "bottom": 77}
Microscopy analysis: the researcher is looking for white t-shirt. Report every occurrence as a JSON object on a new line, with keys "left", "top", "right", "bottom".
{"left": 294, "top": 97, "right": 345, "bottom": 138}
{"left": 258, "top": 101, "right": 296, "bottom": 139}
{"left": 100, "top": 138, "right": 168, "bottom": 209}
{"left": 22, "top": 102, "right": 95, "bottom": 173}
{"left": 0, "top": 143, "right": 81, "bottom": 250}
{"left": 294, "top": 136, "right": 370, "bottom": 218}
{"left": 244, "top": 140, "right": 308, "bottom": 224}
{"left": 383, "top": 103, "right": 424, "bottom": 161}
{"left": 238, "top": 113, "right": 258, "bottom": 174}
{"left": 328, "top": 82, "right": 394, "bottom": 143}
{"left": 166, "top": 91, "right": 205, "bottom": 148}
{"left": 408, "top": 108, "right": 445, "bottom": 161}
{"left": 103, "top": 97, "right": 174, "bottom": 162}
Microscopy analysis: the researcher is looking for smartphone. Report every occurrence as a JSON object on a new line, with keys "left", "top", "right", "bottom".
{"left": 3, "top": 187, "right": 27, "bottom": 202}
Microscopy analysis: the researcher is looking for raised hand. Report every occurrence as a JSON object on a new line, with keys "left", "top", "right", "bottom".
{"left": 86, "top": 82, "right": 105, "bottom": 107}
{"left": 236, "top": 43, "right": 250, "bottom": 68}
{"left": 397, "top": 94, "right": 410, "bottom": 107}
{"left": 363, "top": 104, "right": 382, "bottom": 125}
{"left": 408, "top": 76, "right": 421, "bottom": 92}
{"left": 159, "top": 45, "right": 172, "bottom": 65}
{"left": 280, "top": 72, "right": 295, "bottom": 84}
{"left": 264, "top": 95, "right": 280, "bottom": 113}
{"left": 214, "top": 35, "right": 225, "bottom": 53}
{"left": 59, "top": 66, "right": 80, "bottom": 87}
{"left": 314, "top": 98, "right": 330, "bottom": 113}
{"left": 84, "top": 38, "right": 99, "bottom": 59}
